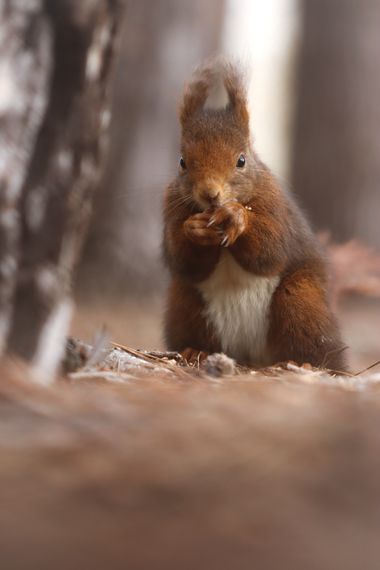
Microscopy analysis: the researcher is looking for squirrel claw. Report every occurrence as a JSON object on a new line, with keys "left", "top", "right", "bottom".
{"left": 220, "top": 235, "right": 229, "bottom": 247}
{"left": 207, "top": 217, "right": 216, "bottom": 227}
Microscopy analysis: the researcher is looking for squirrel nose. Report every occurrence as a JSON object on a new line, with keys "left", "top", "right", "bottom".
{"left": 200, "top": 188, "right": 220, "bottom": 205}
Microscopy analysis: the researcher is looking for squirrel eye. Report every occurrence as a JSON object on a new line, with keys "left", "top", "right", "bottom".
{"left": 236, "top": 154, "right": 246, "bottom": 168}
{"left": 179, "top": 156, "right": 186, "bottom": 170}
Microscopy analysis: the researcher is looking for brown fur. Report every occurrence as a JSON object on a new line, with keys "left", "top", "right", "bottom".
{"left": 165, "top": 278, "right": 220, "bottom": 355}
{"left": 163, "top": 60, "right": 346, "bottom": 371}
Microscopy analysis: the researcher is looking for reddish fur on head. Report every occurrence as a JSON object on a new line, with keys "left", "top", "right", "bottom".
{"left": 179, "top": 60, "right": 253, "bottom": 210}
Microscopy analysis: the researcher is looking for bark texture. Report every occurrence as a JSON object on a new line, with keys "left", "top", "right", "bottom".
{"left": 292, "top": 0, "right": 380, "bottom": 247}
{"left": 0, "top": 0, "right": 52, "bottom": 352}
{"left": 0, "top": 0, "right": 121, "bottom": 381}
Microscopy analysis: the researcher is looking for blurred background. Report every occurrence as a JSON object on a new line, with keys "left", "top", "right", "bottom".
{"left": 72, "top": 0, "right": 380, "bottom": 369}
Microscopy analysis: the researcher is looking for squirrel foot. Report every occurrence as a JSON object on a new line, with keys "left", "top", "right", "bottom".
{"left": 181, "top": 347, "right": 209, "bottom": 367}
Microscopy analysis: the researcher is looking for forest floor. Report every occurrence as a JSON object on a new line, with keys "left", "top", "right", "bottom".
{"left": 0, "top": 295, "right": 379, "bottom": 569}
{"left": 71, "top": 294, "right": 380, "bottom": 372}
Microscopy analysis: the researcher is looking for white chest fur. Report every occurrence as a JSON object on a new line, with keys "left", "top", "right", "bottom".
{"left": 198, "top": 252, "right": 280, "bottom": 365}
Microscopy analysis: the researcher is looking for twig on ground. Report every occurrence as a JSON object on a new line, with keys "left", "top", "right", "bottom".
{"left": 355, "top": 359, "right": 380, "bottom": 376}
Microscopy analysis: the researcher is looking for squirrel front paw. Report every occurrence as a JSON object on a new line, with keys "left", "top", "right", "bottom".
{"left": 183, "top": 211, "right": 222, "bottom": 246}
{"left": 207, "top": 202, "right": 248, "bottom": 247}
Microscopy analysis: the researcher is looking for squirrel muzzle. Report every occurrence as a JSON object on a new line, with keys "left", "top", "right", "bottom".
{"left": 193, "top": 179, "right": 225, "bottom": 209}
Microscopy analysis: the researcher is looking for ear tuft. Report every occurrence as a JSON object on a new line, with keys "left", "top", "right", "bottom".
{"left": 179, "top": 58, "right": 250, "bottom": 132}
{"left": 223, "top": 62, "right": 250, "bottom": 132}
{"left": 179, "top": 64, "right": 213, "bottom": 127}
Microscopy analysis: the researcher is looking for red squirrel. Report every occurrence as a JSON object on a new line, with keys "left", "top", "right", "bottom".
{"left": 163, "top": 61, "right": 346, "bottom": 371}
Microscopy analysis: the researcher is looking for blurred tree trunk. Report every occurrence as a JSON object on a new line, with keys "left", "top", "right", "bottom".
{"left": 80, "top": 0, "right": 225, "bottom": 296}
{"left": 292, "top": 0, "right": 380, "bottom": 248}
{"left": 0, "top": 0, "right": 121, "bottom": 383}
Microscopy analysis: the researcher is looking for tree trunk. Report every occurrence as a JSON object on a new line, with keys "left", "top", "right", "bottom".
{"left": 292, "top": 0, "right": 380, "bottom": 248}
{"left": 80, "top": 0, "right": 225, "bottom": 296}
{"left": 0, "top": 0, "right": 121, "bottom": 383}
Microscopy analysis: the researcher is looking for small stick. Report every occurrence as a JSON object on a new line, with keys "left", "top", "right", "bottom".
{"left": 110, "top": 342, "right": 194, "bottom": 379}
{"left": 354, "top": 359, "right": 380, "bottom": 377}
{"left": 321, "top": 345, "right": 349, "bottom": 369}
{"left": 111, "top": 342, "right": 164, "bottom": 364}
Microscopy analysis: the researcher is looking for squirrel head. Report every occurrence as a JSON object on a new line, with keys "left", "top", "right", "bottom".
{"left": 178, "top": 60, "right": 255, "bottom": 210}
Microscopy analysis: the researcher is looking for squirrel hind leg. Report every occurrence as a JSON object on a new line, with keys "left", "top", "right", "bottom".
{"left": 165, "top": 279, "right": 221, "bottom": 357}
{"left": 268, "top": 268, "right": 348, "bottom": 373}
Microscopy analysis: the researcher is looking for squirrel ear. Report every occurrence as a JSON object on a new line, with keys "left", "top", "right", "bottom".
{"left": 179, "top": 66, "right": 213, "bottom": 126}
{"left": 180, "top": 61, "right": 250, "bottom": 131}
{"left": 224, "top": 65, "right": 250, "bottom": 132}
